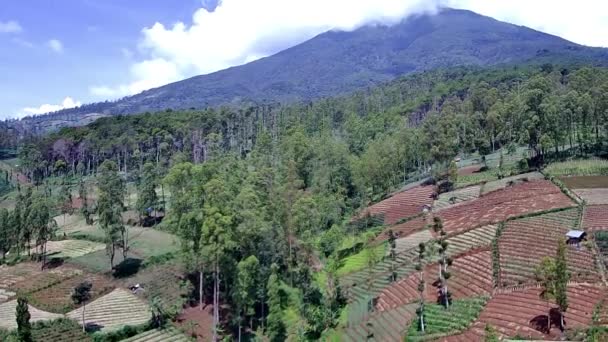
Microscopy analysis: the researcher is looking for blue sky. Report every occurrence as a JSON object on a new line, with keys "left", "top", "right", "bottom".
{"left": 1, "top": 0, "right": 607, "bottom": 119}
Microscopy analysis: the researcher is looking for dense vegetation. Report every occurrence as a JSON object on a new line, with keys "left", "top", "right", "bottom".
{"left": 2, "top": 61, "right": 608, "bottom": 340}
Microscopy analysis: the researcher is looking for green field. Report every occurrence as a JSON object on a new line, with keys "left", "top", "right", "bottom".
{"left": 336, "top": 243, "right": 386, "bottom": 277}
{"left": 545, "top": 159, "right": 608, "bottom": 177}
{"left": 406, "top": 297, "right": 487, "bottom": 340}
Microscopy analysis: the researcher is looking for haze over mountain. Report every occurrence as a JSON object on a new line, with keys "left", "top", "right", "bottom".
{"left": 16, "top": 8, "right": 608, "bottom": 130}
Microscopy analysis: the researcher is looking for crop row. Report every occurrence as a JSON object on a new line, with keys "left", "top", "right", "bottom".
{"left": 573, "top": 189, "right": 608, "bottom": 205}
{"left": 341, "top": 303, "right": 417, "bottom": 342}
{"left": 66, "top": 288, "right": 152, "bottom": 332}
{"left": 122, "top": 327, "right": 191, "bottom": 342}
{"left": 0, "top": 299, "right": 63, "bottom": 330}
{"left": 356, "top": 185, "right": 435, "bottom": 225}
{"left": 375, "top": 250, "right": 492, "bottom": 312}
{"left": 433, "top": 185, "right": 481, "bottom": 212}
{"left": 583, "top": 205, "right": 608, "bottom": 232}
{"left": 436, "top": 180, "right": 575, "bottom": 234}
{"left": 498, "top": 209, "right": 599, "bottom": 287}
{"left": 42, "top": 239, "right": 105, "bottom": 259}
{"left": 479, "top": 171, "right": 544, "bottom": 195}
{"left": 375, "top": 216, "right": 429, "bottom": 244}
{"left": 443, "top": 284, "right": 604, "bottom": 341}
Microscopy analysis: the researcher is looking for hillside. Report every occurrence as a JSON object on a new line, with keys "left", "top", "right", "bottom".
{"left": 17, "top": 8, "right": 608, "bottom": 131}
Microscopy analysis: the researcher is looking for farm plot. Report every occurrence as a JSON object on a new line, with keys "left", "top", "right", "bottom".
{"left": 436, "top": 180, "right": 575, "bottom": 234}
{"left": 66, "top": 288, "right": 152, "bottom": 332}
{"left": 1, "top": 263, "right": 82, "bottom": 295}
{"left": 118, "top": 262, "right": 190, "bottom": 314}
{"left": 583, "top": 205, "right": 608, "bottom": 232}
{"left": 573, "top": 188, "right": 608, "bottom": 205}
{"left": 392, "top": 230, "right": 433, "bottom": 255}
{"left": 375, "top": 216, "right": 429, "bottom": 243}
{"left": 480, "top": 171, "right": 544, "bottom": 195}
{"left": 406, "top": 297, "right": 487, "bottom": 341}
{"left": 433, "top": 185, "right": 481, "bottom": 212}
{"left": 40, "top": 239, "right": 105, "bottom": 259}
{"left": 356, "top": 185, "right": 435, "bottom": 225}
{"left": 122, "top": 327, "right": 191, "bottom": 342}
{"left": 341, "top": 303, "right": 417, "bottom": 342}
{"left": 596, "top": 231, "right": 608, "bottom": 269}
{"left": 28, "top": 272, "right": 115, "bottom": 313}
{"left": 30, "top": 318, "right": 92, "bottom": 342}
{"left": 545, "top": 159, "right": 608, "bottom": 177}
{"left": 0, "top": 299, "right": 63, "bottom": 330}
{"left": 0, "top": 289, "right": 15, "bottom": 303}
{"left": 442, "top": 284, "right": 605, "bottom": 341}
{"left": 498, "top": 209, "right": 599, "bottom": 287}
{"left": 560, "top": 175, "right": 608, "bottom": 189}
{"left": 375, "top": 250, "right": 493, "bottom": 312}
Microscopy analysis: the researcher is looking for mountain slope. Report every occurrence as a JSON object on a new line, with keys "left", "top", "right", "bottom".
{"left": 20, "top": 8, "right": 608, "bottom": 127}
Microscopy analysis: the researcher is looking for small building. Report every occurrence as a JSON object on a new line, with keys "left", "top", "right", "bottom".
{"left": 566, "top": 230, "right": 587, "bottom": 247}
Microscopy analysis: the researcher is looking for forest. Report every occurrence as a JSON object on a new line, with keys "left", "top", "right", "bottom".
{"left": 1, "top": 62, "right": 608, "bottom": 340}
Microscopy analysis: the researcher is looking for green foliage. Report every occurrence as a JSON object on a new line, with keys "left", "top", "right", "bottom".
{"left": 96, "top": 160, "right": 126, "bottom": 270}
{"left": 406, "top": 297, "right": 487, "bottom": 339}
{"left": 136, "top": 163, "right": 159, "bottom": 220}
{"left": 544, "top": 159, "right": 608, "bottom": 177}
{"left": 16, "top": 297, "right": 32, "bottom": 342}
{"left": 266, "top": 264, "right": 286, "bottom": 342}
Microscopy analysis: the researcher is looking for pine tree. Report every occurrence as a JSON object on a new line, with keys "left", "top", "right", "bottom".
{"left": 16, "top": 297, "right": 32, "bottom": 342}
{"left": 78, "top": 180, "right": 92, "bottom": 225}
{"left": 416, "top": 242, "right": 426, "bottom": 333}
{"left": 387, "top": 230, "right": 397, "bottom": 282}
{"left": 266, "top": 264, "right": 286, "bottom": 342}
{"left": 235, "top": 255, "right": 260, "bottom": 341}
{"left": 433, "top": 217, "right": 451, "bottom": 308}
{"left": 136, "top": 162, "right": 158, "bottom": 225}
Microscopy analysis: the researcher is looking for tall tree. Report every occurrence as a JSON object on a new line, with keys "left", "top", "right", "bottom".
{"left": 235, "top": 255, "right": 260, "bottom": 341}
{"left": 266, "top": 264, "right": 286, "bottom": 342}
{"left": 136, "top": 162, "right": 159, "bottom": 225}
{"left": 416, "top": 242, "right": 426, "bottom": 333}
{"left": 16, "top": 297, "right": 32, "bottom": 342}
{"left": 27, "top": 196, "right": 57, "bottom": 269}
{"left": 554, "top": 238, "right": 570, "bottom": 331}
{"left": 59, "top": 185, "right": 73, "bottom": 225}
{"left": 96, "top": 160, "right": 126, "bottom": 269}
{"left": 78, "top": 180, "right": 92, "bottom": 225}
{"left": 535, "top": 256, "right": 556, "bottom": 333}
{"left": 71, "top": 281, "right": 93, "bottom": 332}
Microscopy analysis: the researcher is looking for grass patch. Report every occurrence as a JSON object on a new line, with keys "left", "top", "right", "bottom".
{"left": 545, "top": 159, "right": 608, "bottom": 177}
{"left": 406, "top": 297, "right": 487, "bottom": 340}
{"left": 336, "top": 243, "right": 386, "bottom": 277}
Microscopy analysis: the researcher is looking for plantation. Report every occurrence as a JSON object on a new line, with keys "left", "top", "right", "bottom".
{"left": 341, "top": 303, "right": 417, "bottom": 342}
{"left": 28, "top": 272, "right": 115, "bottom": 313}
{"left": 583, "top": 205, "right": 608, "bottom": 232}
{"left": 479, "top": 171, "right": 544, "bottom": 195}
{"left": 595, "top": 231, "right": 608, "bottom": 268}
{"left": 433, "top": 185, "right": 481, "bottom": 212}
{"left": 436, "top": 180, "right": 575, "bottom": 234}
{"left": 375, "top": 216, "right": 429, "bottom": 243}
{"left": 66, "top": 288, "right": 152, "bottom": 332}
{"left": 0, "top": 299, "right": 63, "bottom": 329}
{"left": 356, "top": 185, "right": 435, "bottom": 225}
{"left": 560, "top": 175, "right": 608, "bottom": 188}
{"left": 445, "top": 284, "right": 605, "bottom": 340}
{"left": 42, "top": 239, "right": 105, "bottom": 259}
{"left": 406, "top": 297, "right": 487, "bottom": 340}
{"left": 544, "top": 159, "right": 608, "bottom": 177}
{"left": 572, "top": 188, "right": 608, "bottom": 205}
{"left": 498, "top": 209, "right": 598, "bottom": 287}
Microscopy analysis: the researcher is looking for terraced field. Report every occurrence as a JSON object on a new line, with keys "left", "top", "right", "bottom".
{"left": 342, "top": 225, "right": 497, "bottom": 326}
{"left": 375, "top": 250, "right": 493, "bottom": 312}
{"left": 375, "top": 216, "right": 429, "bottom": 243}
{"left": 437, "top": 180, "right": 575, "bottom": 234}
{"left": 573, "top": 188, "right": 608, "bottom": 205}
{"left": 42, "top": 239, "right": 105, "bottom": 259}
{"left": 406, "top": 297, "right": 487, "bottom": 341}
{"left": 433, "top": 185, "right": 481, "bottom": 212}
{"left": 479, "top": 171, "right": 544, "bottom": 195}
{"left": 29, "top": 272, "right": 115, "bottom": 313}
{"left": 30, "top": 318, "right": 92, "bottom": 342}
{"left": 356, "top": 185, "right": 435, "bottom": 225}
{"left": 66, "top": 288, "right": 152, "bottom": 332}
{"left": 122, "top": 327, "right": 191, "bottom": 341}
{"left": 0, "top": 299, "right": 63, "bottom": 330}
{"left": 341, "top": 304, "right": 417, "bottom": 342}
{"left": 0, "top": 263, "right": 82, "bottom": 295}
{"left": 392, "top": 229, "right": 433, "bottom": 255}
{"left": 0, "top": 288, "right": 15, "bottom": 303}
{"left": 583, "top": 205, "right": 608, "bottom": 232}
{"left": 498, "top": 209, "right": 599, "bottom": 287}
{"left": 442, "top": 284, "right": 605, "bottom": 340}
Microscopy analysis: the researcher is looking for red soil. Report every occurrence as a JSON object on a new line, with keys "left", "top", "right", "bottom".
{"left": 436, "top": 180, "right": 575, "bottom": 235}
{"left": 176, "top": 305, "right": 215, "bottom": 341}
{"left": 582, "top": 205, "right": 608, "bottom": 232}
{"left": 375, "top": 250, "right": 493, "bottom": 312}
{"left": 358, "top": 186, "right": 435, "bottom": 225}
{"left": 374, "top": 216, "right": 429, "bottom": 243}
{"left": 499, "top": 210, "right": 599, "bottom": 287}
{"left": 442, "top": 284, "right": 605, "bottom": 341}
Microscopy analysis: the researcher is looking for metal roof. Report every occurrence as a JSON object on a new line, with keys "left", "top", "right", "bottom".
{"left": 566, "top": 230, "right": 585, "bottom": 239}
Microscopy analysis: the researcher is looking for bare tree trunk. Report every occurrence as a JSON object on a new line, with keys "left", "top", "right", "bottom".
{"left": 199, "top": 268, "right": 204, "bottom": 310}
{"left": 82, "top": 302, "right": 86, "bottom": 332}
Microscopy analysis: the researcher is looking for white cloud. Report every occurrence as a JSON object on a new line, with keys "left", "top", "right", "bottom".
{"left": 446, "top": 0, "right": 608, "bottom": 48}
{"left": 90, "top": 0, "right": 439, "bottom": 98}
{"left": 47, "top": 39, "right": 63, "bottom": 53}
{"left": 0, "top": 20, "right": 22, "bottom": 34}
{"left": 21, "top": 97, "right": 81, "bottom": 116}
{"left": 91, "top": 0, "right": 608, "bottom": 99}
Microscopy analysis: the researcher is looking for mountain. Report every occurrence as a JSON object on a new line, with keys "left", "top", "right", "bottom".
{"left": 16, "top": 8, "right": 608, "bottom": 131}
